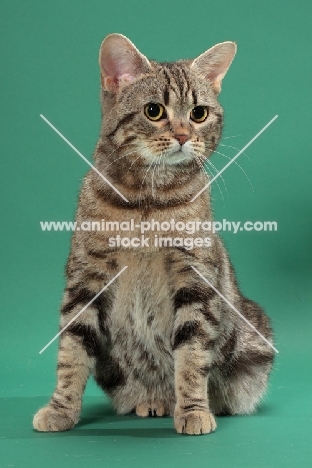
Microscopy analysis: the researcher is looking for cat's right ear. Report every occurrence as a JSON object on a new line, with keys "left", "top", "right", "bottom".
{"left": 99, "top": 34, "right": 152, "bottom": 93}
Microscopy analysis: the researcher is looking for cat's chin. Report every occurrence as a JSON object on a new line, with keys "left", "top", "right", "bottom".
{"left": 162, "top": 151, "right": 192, "bottom": 165}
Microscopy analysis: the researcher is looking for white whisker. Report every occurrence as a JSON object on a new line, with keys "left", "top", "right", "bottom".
{"left": 213, "top": 150, "right": 254, "bottom": 192}
{"left": 219, "top": 143, "right": 251, "bottom": 162}
{"left": 126, "top": 154, "right": 143, "bottom": 174}
{"left": 139, "top": 155, "right": 157, "bottom": 205}
{"left": 202, "top": 160, "right": 225, "bottom": 204}
{"left": 102, "top": 142, "right": 151, "bottom": 171}
{"left": 193, "top": 152, "right": 225, "bottom": 204}
{"left": 222, "top": 134, "right": 241, "bottom": 140}
{"left": 204, "top": 157, "right": 228, "bottom": 197}
{"left": 102, "top": 148, "right": 141, "bottom": 170}
{"left": 202, "top": 153, "right": 225, "bottom": 202}
{"left": 102, "top": 140, "right": 137, "bottom": 162}
{"left": 151, "top": 157, "right": 159, "bottom": 197}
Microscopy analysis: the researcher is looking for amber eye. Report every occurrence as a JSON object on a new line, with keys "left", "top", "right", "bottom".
{"left": 190, "top": 106, "right": 209, "bottom": 123}
{"left": 144, "top": 103, "right": 166, "bottom": 121}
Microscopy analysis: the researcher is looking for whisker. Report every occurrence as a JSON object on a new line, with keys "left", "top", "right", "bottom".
{"left": 219, "top": 143, "right": 251, "bottom": 161}
{"left": 102, "top": 148, "right": 141, "bottom": 170}
{"left": 102, "top": 140, "right": 137, "bottom": 161}
{"left": 126, "top": 153, "right": 144, "bottom": 174}
{"left": 193, "top": 154, "right": 209, "bottom": 179}
{"left": 201, "top": 153, "right": 226, "bottom": 202}
{"left": 157, "top": 153, "right": 161, "bottom": 175}
{"left": 221, "top": 134, "right": 241, "bottom": 140}
{"left": 204, "top": 157, "right": 228, "bottom": 197}
{"left": 193, "top": 152, "right": 225, "bottom": 204}
{"left": 200, "top": 159, "right": 225, "bottom": 204}
{"left": 162, "top": 150, "right": 167, "bottom": 169}
{"left": 213, "top": 150, "right": 254, "bottom": 191}
{"left": 139, "top": 155, "right": 157, "bottom": 204}
{"left": 102, "top": 141, "right": 153, "bottom": 170}
{"left": 151, "top": 157, "right": 159, "bottom": 197}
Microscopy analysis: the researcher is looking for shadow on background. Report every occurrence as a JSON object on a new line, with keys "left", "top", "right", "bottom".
{"left": 0, "top": 396, "right": 277, "bottom": 441}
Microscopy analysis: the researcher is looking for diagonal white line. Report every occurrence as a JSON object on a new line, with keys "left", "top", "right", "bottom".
{"left": 190, "top": 115, "right": 278, "bottom": 202}
{"left": 40, "top": 114, "right": 129, "bottom": 203}
{"left": 39, "top": 266, "right": 128, "bottom": 354}
{"left": 191, "top": 266, "right": 279, "bottom": 353}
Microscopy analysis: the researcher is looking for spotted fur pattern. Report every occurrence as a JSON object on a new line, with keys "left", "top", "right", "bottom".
{"left": 33, "top": 34, "right": 274, "bottom": 435}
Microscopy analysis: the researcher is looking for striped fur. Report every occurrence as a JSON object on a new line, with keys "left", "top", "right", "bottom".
{"left": 33, "top": 34, "right": 274, "bottom": 435}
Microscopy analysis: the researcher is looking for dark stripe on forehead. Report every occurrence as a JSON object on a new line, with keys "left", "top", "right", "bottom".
{"left": 106, "top": 111, "right": 137, "bottom": 138}
{"left": 192, "top": 90, "right": 198, "bottom": 106}
{"left": 162, "top": 67, "right": 171, "bottom": 86}
{"left": 163, "top": 65, "right": 180, "bottom": 100}
{"left": 172, "top": 64, "right": 189, "bottom": 101}
{"left": 171, "top": 65, "right": 184, "bottom": 99}
{"left": 164, "top": 88, "right": 170, "bottom": 106}
{"left": 180, "top": 68, "right": 190, "bottom": 100}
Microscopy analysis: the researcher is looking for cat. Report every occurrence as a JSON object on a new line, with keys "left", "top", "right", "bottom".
{"left": 33, "top": 33, "right": 274, "bottom": 435}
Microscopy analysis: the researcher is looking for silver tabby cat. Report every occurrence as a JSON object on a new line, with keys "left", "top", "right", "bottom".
{"left": 33, "top": 34, "right": 274, "bottom": 435}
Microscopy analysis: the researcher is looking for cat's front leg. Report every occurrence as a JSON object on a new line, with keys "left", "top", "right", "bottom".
{"left": 33, "top": 331, "right": 94, "bottom": 432}
{"left": 33, "top": 286, "right": 102, "bottom": 432}
{"left": 172, "top": 272, "right": 219, "bottom": 435}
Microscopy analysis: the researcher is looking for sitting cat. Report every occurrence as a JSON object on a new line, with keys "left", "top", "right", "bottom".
{"left": 33, "top": 34, "right": 274, "bottom": 435}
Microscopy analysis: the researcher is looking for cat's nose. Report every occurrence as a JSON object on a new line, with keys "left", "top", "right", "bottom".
{"left": 175, "top": 134, "right": 189, "bottom": 146}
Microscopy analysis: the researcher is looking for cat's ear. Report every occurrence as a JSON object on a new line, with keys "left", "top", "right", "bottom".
{"left": 191, "top": 42, "right": 237, "bottom": 94}
{"left": 99, "top": 33, "right": 152, "bottom": 93}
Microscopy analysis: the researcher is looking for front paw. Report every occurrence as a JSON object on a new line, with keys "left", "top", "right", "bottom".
{"left": 33, "top": 405, "right": 78, "bottom": 432}
{"left": 174, "top": 409, "right": 216, "bottom": 435}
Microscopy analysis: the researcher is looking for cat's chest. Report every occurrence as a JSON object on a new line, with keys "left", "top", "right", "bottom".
{"left": 108, "top": 252, "right": 174, "bottom": 353}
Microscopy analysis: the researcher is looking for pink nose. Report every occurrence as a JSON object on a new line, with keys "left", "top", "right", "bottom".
{"left": 175, "top": 134, "right": 189, "bottom": 146}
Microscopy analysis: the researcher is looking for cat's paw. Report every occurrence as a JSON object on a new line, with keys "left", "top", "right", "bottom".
{"left": 174, "top": 409, "right": 216, "bottom": 435}
{"left": 135, "top": 401, "right": 168, "bottom": 417}
{"left": 33, "top": 405, "right": 78, "bottom": 432}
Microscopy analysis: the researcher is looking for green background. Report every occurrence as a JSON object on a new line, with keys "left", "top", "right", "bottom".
{"left": 1, "top": 0, "right": 311, "bottom": 466}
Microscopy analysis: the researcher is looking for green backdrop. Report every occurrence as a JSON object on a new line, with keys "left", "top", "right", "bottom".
{"left": 1, "top": 0, "right": 311, "bottom": 467}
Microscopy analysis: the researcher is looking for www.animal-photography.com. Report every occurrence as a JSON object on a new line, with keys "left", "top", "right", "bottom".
{"left": 1, "top": 1, "right": 311, "bottom": 467}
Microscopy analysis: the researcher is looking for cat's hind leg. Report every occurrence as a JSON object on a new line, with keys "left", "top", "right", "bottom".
{"left": 209, "top": 298, "right": 275, "bottom": 416}
{"left": 135, "top": 401, "right": 169, "bottom": 417}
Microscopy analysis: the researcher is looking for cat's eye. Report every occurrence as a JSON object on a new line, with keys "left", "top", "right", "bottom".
{"left": 144, "top": 103, "right": 166, "bottom": 121}
{"left": 190, "top": 106, "right": 209, "bottom": 123}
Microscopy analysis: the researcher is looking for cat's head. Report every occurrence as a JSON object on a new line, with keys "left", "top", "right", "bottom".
{"left": 97, "top": 34, "right": 236, "bottom": 192}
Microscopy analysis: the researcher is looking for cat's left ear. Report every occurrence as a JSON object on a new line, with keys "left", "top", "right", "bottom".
{"left": 99, "top": 33, "right": 152, "bottom": 93}
{"left": 191, "top": 42, "right": 237, "bottom": 94}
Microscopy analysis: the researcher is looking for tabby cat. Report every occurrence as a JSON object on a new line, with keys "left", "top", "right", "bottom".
{"left": 33, "top": 34, "right": 274, "bottom": 435}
